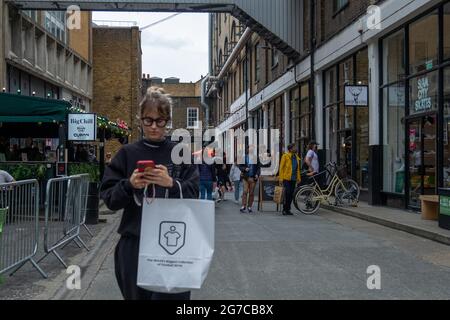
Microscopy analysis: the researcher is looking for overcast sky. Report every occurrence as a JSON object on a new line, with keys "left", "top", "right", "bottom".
{"left": 92, "top": 12, "right": 209, "bottom": 83}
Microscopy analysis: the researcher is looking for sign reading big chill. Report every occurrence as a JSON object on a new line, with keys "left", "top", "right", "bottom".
{"left": 68, "top": 113, "right": 97, "bottom": 141}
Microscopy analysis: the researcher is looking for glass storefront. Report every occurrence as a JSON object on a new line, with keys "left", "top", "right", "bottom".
{"left": 290, "top": 82, "right": 311, "bottom": 156}
{"left": 268, "top": 95, "right": 284, "bottom": 155}
{"left": 409, "top": 10, "right": 439, "bottom": 75}
{"left": 323, "top": 48, "right": 369, "bottom": 189}
{"left": 445, "top": 3, "right": 450, "bottom": 61}
{"left": 381, "top": 2, "right": 450, "bottom": 209}
{"left": 443, "top": 68, "right": 450, "bottom": 187}
{"left": 382, "top": 83, "right": 406, "bottom": 194}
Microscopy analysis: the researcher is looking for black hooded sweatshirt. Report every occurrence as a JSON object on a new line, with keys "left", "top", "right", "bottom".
{"left": 100, "top": 138, "right": 199, "bottom": 237}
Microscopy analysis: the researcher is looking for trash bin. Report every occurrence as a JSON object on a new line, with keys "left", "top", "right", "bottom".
{"left": 438, "top": 188, "right": 450, "bottom": 230}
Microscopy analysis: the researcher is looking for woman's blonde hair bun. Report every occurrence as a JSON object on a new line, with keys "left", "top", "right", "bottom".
{"left": 138, "top": 86, "right": 172, "bottom": 120}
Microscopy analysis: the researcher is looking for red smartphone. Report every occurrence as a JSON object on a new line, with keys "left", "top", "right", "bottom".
{"left": 137, "top": 160, "right": 155, "bottom": 173}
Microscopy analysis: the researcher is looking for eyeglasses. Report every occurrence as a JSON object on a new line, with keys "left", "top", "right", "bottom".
{"left": 141, "top": 117, "right": 168, "bottom": 128}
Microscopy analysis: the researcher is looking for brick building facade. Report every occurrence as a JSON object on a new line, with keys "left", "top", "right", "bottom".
{"left": 92, "top": 26, "right": 142, "bottom": 157}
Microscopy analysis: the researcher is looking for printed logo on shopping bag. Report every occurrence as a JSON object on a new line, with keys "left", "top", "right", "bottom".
{"left": 159, "top": 222, "right": 186, "bottom": 255}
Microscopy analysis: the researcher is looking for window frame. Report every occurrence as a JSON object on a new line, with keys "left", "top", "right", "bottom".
{"left": 254, "top": 42, "right": 261, "bottom": 84}
{"left": 187, "top": 107, "right": 199, "bottom": 129}
{"left": 333, "top": 0, "right": 349, "bottom": 16}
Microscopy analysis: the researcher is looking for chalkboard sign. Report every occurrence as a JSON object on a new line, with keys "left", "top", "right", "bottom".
{"left": 258, "top": 176, "right": 281, "bottom": 212}
{"left": 260, "top": 179, "right": 277, "bottom": 201}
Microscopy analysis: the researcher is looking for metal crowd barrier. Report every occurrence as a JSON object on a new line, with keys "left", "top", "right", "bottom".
{"left": 78, "top": 174, "right": 94, "bottom": 238}
{"left": 60, "top": 174, "right": 93, "bottom": 250}
{"left": 0, "top": 180, "right": 47, "bottom": 278}
{"left": 37, "top": 174, "right": 90, "bottom": 269}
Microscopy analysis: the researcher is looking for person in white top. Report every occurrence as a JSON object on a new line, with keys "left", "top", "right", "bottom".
{"left": 305, "top": 141, "right": 320, "bottom": 175}
{"left": 229, "top": 162, "right": 242, "bottom": 204}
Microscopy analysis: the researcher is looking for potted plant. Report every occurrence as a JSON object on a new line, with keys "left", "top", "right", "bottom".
{"left": 68, "top": 163, "right": 101, "bottom": 225}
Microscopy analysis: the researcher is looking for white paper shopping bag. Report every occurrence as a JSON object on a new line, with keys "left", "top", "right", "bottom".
{"left": 137, "top": 181, "right": 215, "bottom": 293}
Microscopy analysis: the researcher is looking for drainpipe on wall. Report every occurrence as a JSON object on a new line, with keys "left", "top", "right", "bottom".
{"left": 201, "top": 75, "right": 215, "bottom": 129}
{"left": 201, "top": 13, "right": 215, "bottom": 129}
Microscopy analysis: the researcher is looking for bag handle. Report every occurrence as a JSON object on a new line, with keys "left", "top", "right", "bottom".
{"left": 134, "top": 183, "right": 156, "bottom": 207}
{"left": 174, "top": 180, "right": 183, "bottom": 199}
{"left": 136, "top": 180, "right": 183, "bottom": 206}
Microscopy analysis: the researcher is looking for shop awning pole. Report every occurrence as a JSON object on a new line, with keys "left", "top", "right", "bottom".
{"left": 99, "top": 128, "right": 106, "bottom": 181}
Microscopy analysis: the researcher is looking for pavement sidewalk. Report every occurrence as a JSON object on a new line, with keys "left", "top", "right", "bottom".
{"left": 322, "top": 202, "right": 450, "bottom": 246}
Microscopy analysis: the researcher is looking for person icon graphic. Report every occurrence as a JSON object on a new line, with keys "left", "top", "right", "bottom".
{"left": 164, "top": 226, "right": 181, "bottom": 247}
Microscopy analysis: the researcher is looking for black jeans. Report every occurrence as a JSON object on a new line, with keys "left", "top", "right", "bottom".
{"left": 283, "top": 180, "right": 297, "bottom": 213}
{"left": 114, "top": 235, "right": 191, "bottom": 300}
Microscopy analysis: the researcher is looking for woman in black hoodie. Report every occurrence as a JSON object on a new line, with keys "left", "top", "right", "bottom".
{"left": 100, "top": 87, "right": 199, "bottom": 300}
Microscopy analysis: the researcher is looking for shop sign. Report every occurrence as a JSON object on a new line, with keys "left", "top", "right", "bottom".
{"left": 344, "top": 85, "right": 368, "bottom": 106}
{"left": 414, "top": 77, "right": 432, "bottom": 113}
{"left": 68, "top": 113, "right": 97, "bottom": 141}
{"left": 440, "top": 196, "right": 450, "bottom": 217}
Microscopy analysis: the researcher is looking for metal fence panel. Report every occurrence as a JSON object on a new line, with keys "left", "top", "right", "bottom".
{"left": 0, "top": 179, "right": 46, "bottom": 278}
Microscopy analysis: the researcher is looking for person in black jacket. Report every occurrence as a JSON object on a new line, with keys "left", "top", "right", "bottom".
{"left": 100, "top": 87, "right": 199, "bottom": 300}
{"left": 197, "top": 147, "right": 217, "bottom": 200}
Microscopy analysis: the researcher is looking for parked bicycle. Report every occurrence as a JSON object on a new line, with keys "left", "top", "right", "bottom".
{"left": 293, "top": 162, "right": 360, "bottom": 215}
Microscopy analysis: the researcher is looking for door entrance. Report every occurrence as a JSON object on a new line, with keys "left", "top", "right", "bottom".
{"left": 407, "top": 115, "right": 437, "bottom": 209}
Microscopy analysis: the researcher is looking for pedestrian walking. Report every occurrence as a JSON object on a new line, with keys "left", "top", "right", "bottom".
{"left": 197, "top": 148, "right": 216, "bottom": 201}
{"left": 229, "top": 162, "right": 242, "bottom": 204}
{"left": 239, "top": 145, "right": 261, "bottom": 214}
{"left": 279, "top": 143, "right": 302, "bottom": 216}
{"left": 215, "top": 158, "right": 230, "bottom": 203}
{"left": 100, "top": 86, "right": 199, "bottom": 301}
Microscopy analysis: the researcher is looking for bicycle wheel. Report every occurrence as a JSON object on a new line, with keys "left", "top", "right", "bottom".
{"left": 335, "top": 179, "right": 360, "bottom": 206}
{"left": 293, "top": 186, "right": 306, "bottom": 212}
{"left": 294, "top": 186, "right": 321, "bottom": 215}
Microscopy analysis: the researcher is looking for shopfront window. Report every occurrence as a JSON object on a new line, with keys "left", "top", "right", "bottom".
{"left": 290, "top": 87, "right": 300, "bottom": 149}
{"left": 355, "top": 49, "right": 369, "bottom": 189}
{"left": 337, "top": 58, "right": 355, "bottom": 171}
{"left": 325, "top": 68, "right": 338, "bottom": 165}
{"left": 445, "top": 3, "right": 450, "bottom": 61}
{"left": 275, "top": 96, "right": 284, "bottom": 154}
{"left": 443, "top": 68, "right": 450, "bottom": 187}
{"left": 409, "top": 71, "right": 439, "bottom": 115}
{"left": 338, "top": 58, "right": 354, "bottom": 131}
{"left": 382, "top": 84, "right": 406, "bottom": 193}
{"left": 299, "top": 83, "right": 310, "bottom": 155}
{"left": 325, "top": 68, "right": 337, "bottom": 105}
{"left": 409, "top": 11, "right": 439, "bottom": 74}
{"left": 381, "top": 3, "right": 450, "bottom": 207}
{"left": 383, "top": 31, "right": 405, "bottom": 84}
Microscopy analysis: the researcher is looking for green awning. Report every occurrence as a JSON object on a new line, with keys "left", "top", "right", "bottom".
{"left": 0, "top": 92, "right": 71, "bottom": 123}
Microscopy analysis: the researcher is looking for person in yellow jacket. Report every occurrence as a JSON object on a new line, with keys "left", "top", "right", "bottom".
{"left": 279, "top": 144, "right": 302, "bottom": 215}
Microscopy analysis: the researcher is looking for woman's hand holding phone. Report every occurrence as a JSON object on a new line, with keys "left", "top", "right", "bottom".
{"left": 129, "top": 169, "right": 153, "bottom": 190}
{"left": 144, "top": 165, "right": 174, "bottom": 188}
{"left": 130, "top": 163, "right": 173, "bottom": 189}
